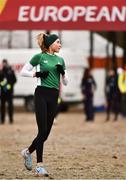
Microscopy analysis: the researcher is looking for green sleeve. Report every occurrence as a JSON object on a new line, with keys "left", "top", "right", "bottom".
{"left": 29, "top": 53, "right": 41, "bottom": 67}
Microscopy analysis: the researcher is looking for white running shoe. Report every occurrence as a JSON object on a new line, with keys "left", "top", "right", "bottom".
{"left": 35, "top": 166, "right": 49, "bottom": 177}
{"left": 21, "top": 148, "right": 32, "bottom": 171}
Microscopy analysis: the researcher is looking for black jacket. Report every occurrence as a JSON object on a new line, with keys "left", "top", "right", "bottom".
{"left": 105, "top": 74, "right": 120, "bottom": 100}
{"left": 81, "top": 75, "right": 96, "bottom": 98}
{"left": 0, "top": 66, "right": 17, "bottom": 94}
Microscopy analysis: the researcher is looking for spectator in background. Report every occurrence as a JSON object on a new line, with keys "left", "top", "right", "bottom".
{"left": 118, "top": 66, "right": 126, "bottom": 117}
{"left": 54, "top": 96, "right": 62, "bottom": 122}
{"left": 0, "top": 59, "right": 17, "bottom": 124}
{"left": 81, "top": 68, "right": 96, "bottom": 122}
{"left": 105, "top": 68, "right": 121, "bottom": 121}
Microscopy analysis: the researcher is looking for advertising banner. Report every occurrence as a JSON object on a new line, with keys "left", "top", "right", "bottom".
{"left": 0, "top": 0, "right": 126, "bottom": 30}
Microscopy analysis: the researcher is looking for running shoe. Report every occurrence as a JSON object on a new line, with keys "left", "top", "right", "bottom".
{"left": 35, "top": 166, "right": 49, "bottom": 177}
{"left": 21, "top": 148, "right": 32, "bottom": 171}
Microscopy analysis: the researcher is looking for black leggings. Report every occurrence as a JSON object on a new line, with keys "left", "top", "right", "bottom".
{"left": 1, "top": 92, "right": 14, "bottom": 124}
{"left": 28, "top": 86, "right": 59, "bottom": 163}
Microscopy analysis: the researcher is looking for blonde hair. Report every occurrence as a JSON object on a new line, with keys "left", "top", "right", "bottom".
{"left": 37, "top": 33, "right": 48, "bottom": 52}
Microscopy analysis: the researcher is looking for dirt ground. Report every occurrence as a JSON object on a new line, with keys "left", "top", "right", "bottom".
{"left": 0, "top": 107, "right": 126, "bottom": 179}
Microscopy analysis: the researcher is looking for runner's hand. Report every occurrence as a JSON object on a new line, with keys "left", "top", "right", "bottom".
{"left": 56, "top": 64, "right": 65, "bottom": 75}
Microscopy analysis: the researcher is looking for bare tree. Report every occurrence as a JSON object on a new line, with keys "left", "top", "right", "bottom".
{"left": 28, "top": 31, "right": 32, "bottom": 48}
{"left": 123, "top": 31, "right": 126, "bottom": 66}
{"left": 89, "top": 31, "right": 94, "bottom": 69}
{"left": 106, "top": 31, "right": 117, "bottom": 69}
{"left": 8, "top": 31, "right": 12, "bottom": 49}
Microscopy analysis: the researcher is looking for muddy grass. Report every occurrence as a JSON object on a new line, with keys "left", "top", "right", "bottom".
{"left": 0, "top": 109, "right": 126, "bottom": 179}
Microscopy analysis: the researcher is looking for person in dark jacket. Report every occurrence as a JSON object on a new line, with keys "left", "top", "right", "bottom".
{"left": 81, "top": 68, "right": 96, "bottom": 122}
{"left": 105, "top": 68, "right": 121, "bottom": 121}
{"left": 0, "top": 59, "right": 17, "bottom": 124}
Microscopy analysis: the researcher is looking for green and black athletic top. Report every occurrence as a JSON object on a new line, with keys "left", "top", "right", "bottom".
{"left": 30, "top": 53, "right": 66, "bottom": 90}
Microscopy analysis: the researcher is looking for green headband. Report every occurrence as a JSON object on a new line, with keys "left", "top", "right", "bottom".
{"left": 44, "top": 34, "right": 59, "bottom": 48}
